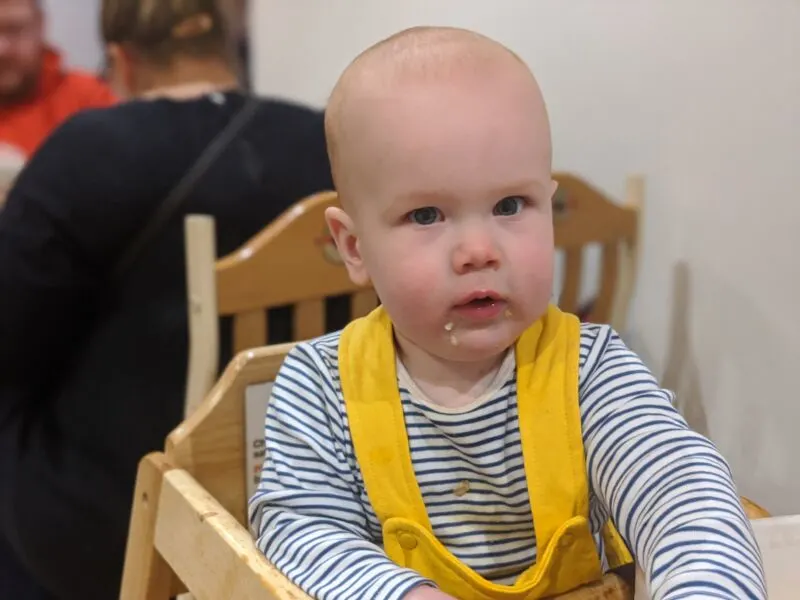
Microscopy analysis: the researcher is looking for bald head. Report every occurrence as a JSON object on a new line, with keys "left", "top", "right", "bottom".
{"left": 325, "top": 27, "right": 551, "bottom": 209}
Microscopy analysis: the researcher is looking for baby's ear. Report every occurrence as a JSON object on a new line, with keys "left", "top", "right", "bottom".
{"left": 325, "top": 206, "right": 370, "bottom": 286}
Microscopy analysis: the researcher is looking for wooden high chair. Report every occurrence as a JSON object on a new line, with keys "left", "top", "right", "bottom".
{"left": 123, "top": 343, "right": 639, "bottom": 600}
{"left": 121, "top": 340, "right": 770, "bottom": 600}
{"left": 183, "top": 189, "right": 378, "bottom": 416}
{"left": 552, "top": 173, "right": 643, "bottom": 335}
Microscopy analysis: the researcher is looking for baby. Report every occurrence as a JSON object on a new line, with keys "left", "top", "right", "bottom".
{"left": 249, "top": 27, "right": 765, "bottom": 600}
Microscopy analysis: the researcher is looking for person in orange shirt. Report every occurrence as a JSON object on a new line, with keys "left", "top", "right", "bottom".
{"left": 0, "top": 0, "right": 116, "bottom": 159}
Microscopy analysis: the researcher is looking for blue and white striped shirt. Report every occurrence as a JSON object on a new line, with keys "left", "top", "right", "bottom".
{"left": 248, "top": 324, "right": 766, "bottom": 600}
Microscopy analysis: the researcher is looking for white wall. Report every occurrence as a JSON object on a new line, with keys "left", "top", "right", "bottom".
{"left": 251, "top": 0, "right": 800, "bottom": 515}
{"left": 42, "top": 0, "right": 103, "bottom": 72}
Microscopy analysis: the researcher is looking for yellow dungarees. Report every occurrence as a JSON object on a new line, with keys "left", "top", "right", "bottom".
{"left": 339, "top": 305, "right": 632, "bottom": 599}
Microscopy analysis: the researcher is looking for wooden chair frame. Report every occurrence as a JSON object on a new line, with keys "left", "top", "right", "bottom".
{"left": 183, "top": 190, "right": 376, "bottom": 416}
{"left": 123, "top": 344, "right": 641, "bottom": 600}
{"left": 122, "top": 342, "right": 769, "bottom": 600}
{"left": 552, "top": 173, "right": 642, "bottom": 334}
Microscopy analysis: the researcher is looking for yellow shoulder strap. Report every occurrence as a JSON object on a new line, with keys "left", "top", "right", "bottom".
{"left": 340, "top": 304, "right": 632, "bottom": 568}
{"left": 515, "top": 305, "right": 589, "bottom": 556}
{"left": 339, "top": 307, "right": 432, "bottom": 530}
{"left": 516, "top": 305, "right": 632, "bottom": 567}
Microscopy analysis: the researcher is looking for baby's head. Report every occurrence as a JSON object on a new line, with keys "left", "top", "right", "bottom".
{"left": 325, "top": 27, "right": 557, "bottom": 363}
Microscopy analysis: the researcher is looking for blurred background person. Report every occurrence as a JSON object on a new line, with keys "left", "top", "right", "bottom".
{"left": 0, "top": 0, "right": 334, "bottom": 597}
{"left": 0, "top": 0, "right": 115, "bottom": 158}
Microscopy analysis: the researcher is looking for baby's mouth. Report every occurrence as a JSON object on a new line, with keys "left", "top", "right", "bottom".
{"left": 460, "top": 296, "right": 498, "bottom": 308}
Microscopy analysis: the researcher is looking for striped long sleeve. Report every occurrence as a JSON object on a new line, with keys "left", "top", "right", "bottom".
{"left": 581, "top": 327, "right": 766, "bottom": 599}
{"left": 248, "top": 342, "right": 431, "bottom": 600}
{"left": 249, "top": 326, "right": 766, "bottom": 600}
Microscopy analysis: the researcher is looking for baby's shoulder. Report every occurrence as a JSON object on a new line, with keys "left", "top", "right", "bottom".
{"left": 575, "top": 321, "right": 652, "bottom": 388}
{"left": 269, "top": 331, "right": 351, "bottom": 429}
{"left": 295, "top": 329, "right": 343, "bottom": 364}
{"left": 577, "top": 321, "right": 616, "bottom": 369}
{"left": 281, "top": 330, "right": 345, "bottom": 386}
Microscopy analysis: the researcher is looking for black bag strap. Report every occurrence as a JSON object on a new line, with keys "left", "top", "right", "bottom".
{"left": 113, "top": 95, "right": 261, "bottom": 278}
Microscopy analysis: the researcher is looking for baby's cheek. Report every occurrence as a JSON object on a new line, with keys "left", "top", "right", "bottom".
{"left": 376, "top": 261, "right": 443, "bottom": 322}
{"left": 385, "top": 269, "right": 440, "bottom": 307}
{"left": 515, "top": 253, "right": 554, "bottom": 304}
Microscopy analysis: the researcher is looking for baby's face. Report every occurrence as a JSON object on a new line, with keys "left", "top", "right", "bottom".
{"left": 347, "top": 64, "right": 556, "bottom": 362}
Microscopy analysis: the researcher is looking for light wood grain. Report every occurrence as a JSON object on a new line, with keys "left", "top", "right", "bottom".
{"left": 155, "top": 469, "right": 312, "bottom": 600}
{"left": 120, "top": 453, "right": 181, "bottom": 600}
{"left": 593, "top": 241, "right": 620, "bottom": 324}
{"left": 560, "top": 248, "right": 583, "bottom": 315}
{"left": 552, "top": 173, "right": 641, "bottom": 329}
{"left": 167, "top": 344, "right": 293, "bottom": 525}
{"left": 742, "top": 497, "right": 771, "bottom": 520}
{"left": 294, "top": 299, "right": 325, "bottom": 341}
{"left": 184, "top": 190, "right": 374, "bottom": 416}
{"left": 184, "top": 216, "right": 220, "bottom": 417}
{"left": 232, "top": 310, "right": 267, "bottom": 354}
{"left": 215, "top": 191, "right": 368, "bottom": 314}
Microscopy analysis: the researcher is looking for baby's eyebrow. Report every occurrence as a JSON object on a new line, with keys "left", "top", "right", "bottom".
{"left": 376, "top": 190, "right": 447, "bottom": 222}
{"left": 490, "top": 178, "right": 551, "bottom": 200}
{"left": 394, "top": 189, "right": 458, "bottom": 207}
{"left": 392, "top": 179, "right": 550, "bottom": 208}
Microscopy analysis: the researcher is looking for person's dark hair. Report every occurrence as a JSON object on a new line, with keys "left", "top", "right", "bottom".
{"left": 101, "top": 0, "right": 231, "bottom": 66}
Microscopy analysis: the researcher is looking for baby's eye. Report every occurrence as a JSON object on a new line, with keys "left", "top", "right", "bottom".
{"left": 408, "top": 207, "right": 443, "bottom": 225}
{"left": 493, "top": 196, "right": 526, "bottom": 216}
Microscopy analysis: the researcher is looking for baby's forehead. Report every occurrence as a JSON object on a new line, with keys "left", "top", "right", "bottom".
{"left": 329, "top": 33, "right": 534, "bottom": 150}
{"left": 332, "top": 29, "right": 526, "bottom": 110}
{"left": 326, "top": 28, "right": 547, "bottom": 207}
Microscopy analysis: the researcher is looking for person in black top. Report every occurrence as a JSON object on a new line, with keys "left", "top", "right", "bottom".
{"left": 0, "top": 0, "right": 334, "bottom": 598}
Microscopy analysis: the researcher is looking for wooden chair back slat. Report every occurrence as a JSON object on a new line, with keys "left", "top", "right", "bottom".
{"left": 232, "top": 310, "right": 267, "bottom": 355}
{"left": 215, "top": 191, "right": 365, "bottom": 316}
{"left": 593, "top": 241, "right": 620, "bottom": 323}
{"left": 552, "top": 174, "right": 639, "bottom": 248}
{"left": 184, "top": 191, "right": 371, "bottom": 413}
{"left": 294, "top": 299, "right": 326, "bottom": 341}
{"left": 551, "top": 173, "right": 642, "bottom": 329}
{"left": 351, "top": 289, "right": 379, "bottom": 319}
{"left": 560, "top": 248, "right": 583, "bottom": 315}
{"left": 184, "top": 216, "right": 220, "bottom": 418}
{"left": 216, "top": 189, "right": 372, "bottom": 354}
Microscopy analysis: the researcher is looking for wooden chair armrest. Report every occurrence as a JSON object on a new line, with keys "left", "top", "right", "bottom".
{"left": 741, "top": 496, "right": 770, "bottom": 519}
{"left": 154, "top": 468, "right": 312, "bottom": 600}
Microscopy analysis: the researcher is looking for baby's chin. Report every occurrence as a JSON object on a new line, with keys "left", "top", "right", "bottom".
{"left": 426, "top": 322, "right": 522, "bottom": 364}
